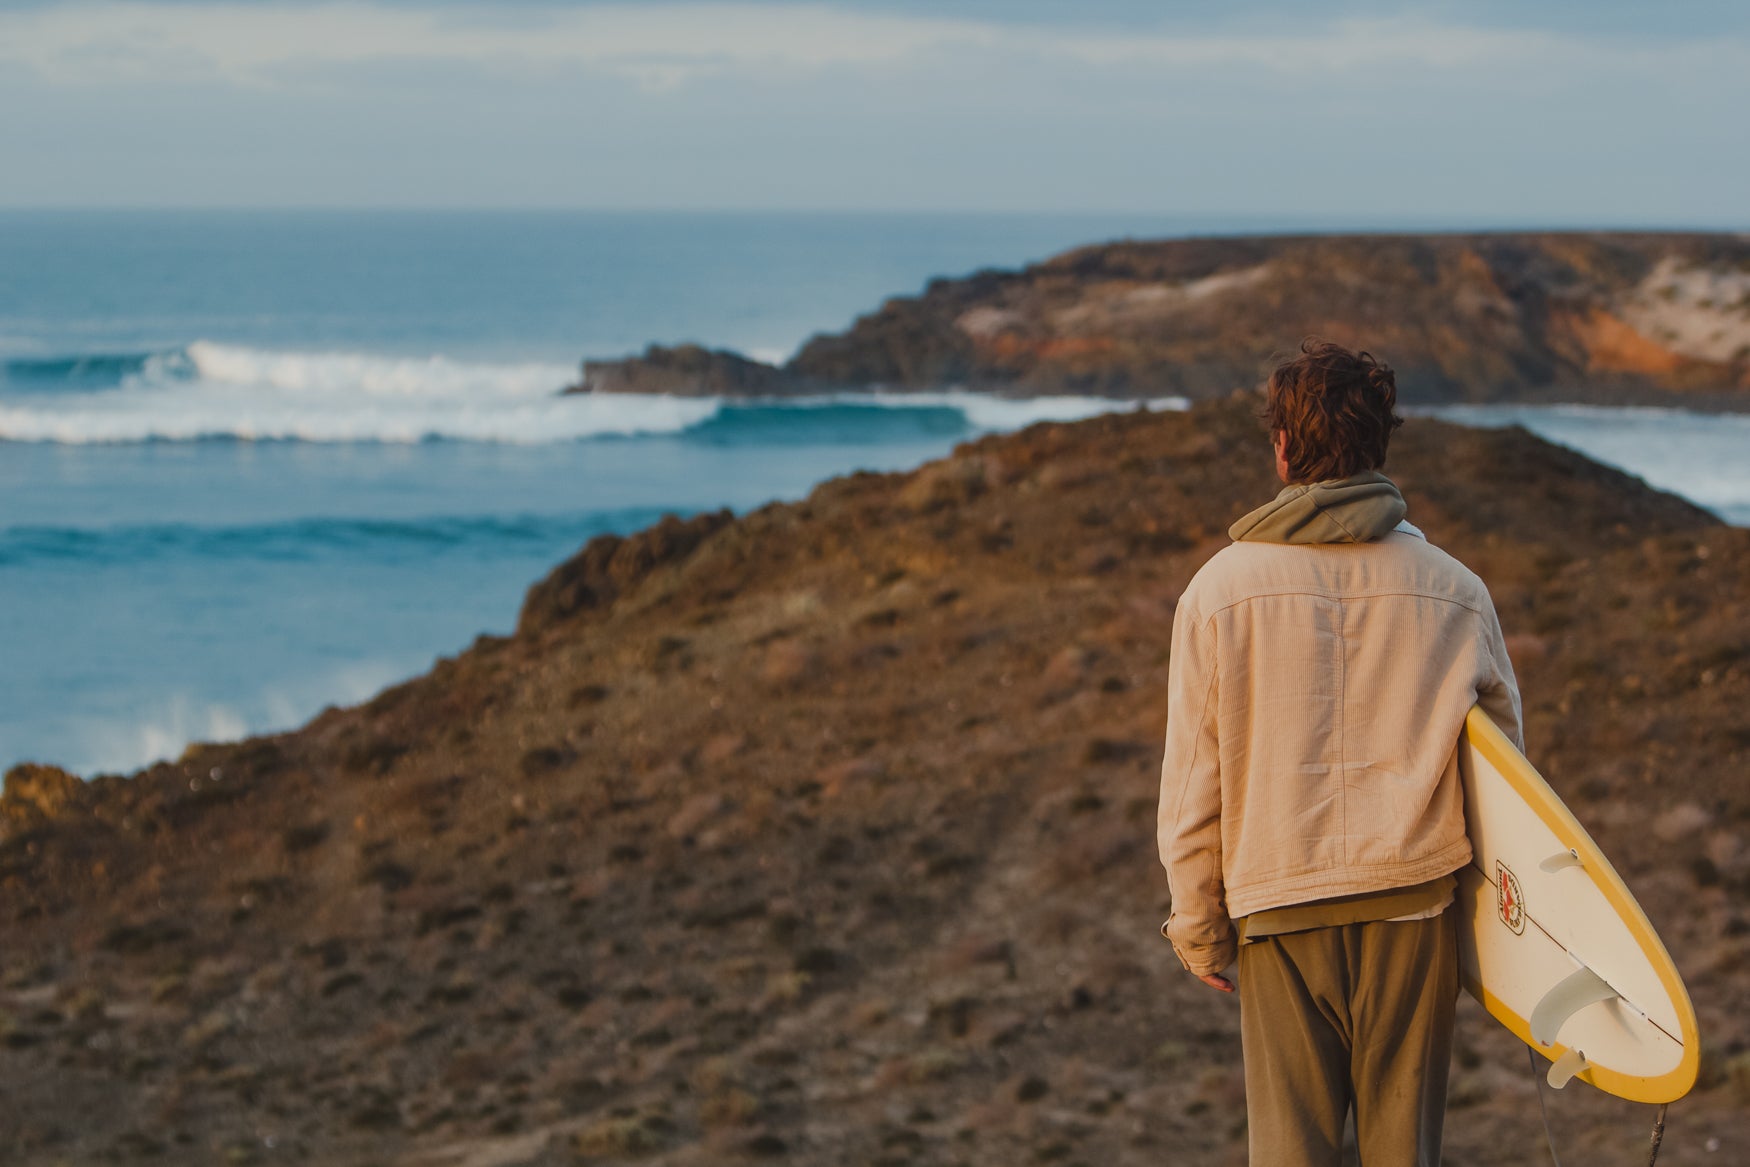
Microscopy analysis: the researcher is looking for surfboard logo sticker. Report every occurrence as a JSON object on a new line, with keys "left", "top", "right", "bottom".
{"left": 1497, "top": 861, "right": 1526, "bottom": 935}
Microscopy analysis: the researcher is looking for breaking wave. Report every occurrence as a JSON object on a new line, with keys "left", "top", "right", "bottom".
{"left": 0, "top": 341, "right": 1183, "bottom": 445}
{"left": 1420, "top": 403, "right": 1750, "bottom": 526}
{"left": 0, "top": 341, "right": 710, "bottom": 443}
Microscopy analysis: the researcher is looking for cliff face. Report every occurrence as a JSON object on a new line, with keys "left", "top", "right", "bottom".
{"left": 576, "top": 233, "right": 1750, "bottom": 401}
{"left": 4, "top": 400, "right": 1749, "bottom": 1165}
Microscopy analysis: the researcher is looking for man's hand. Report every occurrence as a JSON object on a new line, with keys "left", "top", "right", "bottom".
{"left": 1197, "top": 972, "right": 1235, "bottom": 993}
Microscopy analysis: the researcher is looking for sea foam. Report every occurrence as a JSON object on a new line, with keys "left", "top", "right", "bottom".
{"left": 0, "top": 341, "right": 1185, "bottom": 445}
{"left": 0, "top": 342, "right": 716, "bottom": 443}
{"left": 1420, "top": 403, "right": 1750, "bottom": 526}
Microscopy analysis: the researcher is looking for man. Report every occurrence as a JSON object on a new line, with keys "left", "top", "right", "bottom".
{"left": 1157, "top": 339, "right": 1522, "bottom": 1166}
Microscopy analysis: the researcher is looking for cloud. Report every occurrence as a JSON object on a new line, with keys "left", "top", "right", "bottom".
{"left": 0, "top": 3, "right": 1003, "bottom": 89}
{"left": 0, "top": 2, "right": 1711, "bottom": 91}
{"left": 0, "top": 2, "right": 1745, "bottom": 216}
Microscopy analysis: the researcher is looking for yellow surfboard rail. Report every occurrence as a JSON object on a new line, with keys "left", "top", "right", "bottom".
{"left": 1460, "top": 706, "right": 1701, "bottom": 1104}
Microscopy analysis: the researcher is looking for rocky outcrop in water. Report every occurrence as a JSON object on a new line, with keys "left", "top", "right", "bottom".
{"left": 579, "top": 233, "right": 1750, "bottom": 402}
{"left": 569, "top": 343, "right": 816, "bottom": 397}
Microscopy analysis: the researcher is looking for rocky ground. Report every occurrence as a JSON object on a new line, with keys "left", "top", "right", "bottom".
{"left": 574, "top": 233, "right": 1750, "bottom": 403}
{"left": 3, "top": 396, "right": 1749, "bottom": 1165}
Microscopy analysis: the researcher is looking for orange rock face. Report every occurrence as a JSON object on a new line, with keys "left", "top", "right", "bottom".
{"left": 783, "top": 232, "right": 1750, "bottom": 401}
{"left": 1563, "top": 306, "right": 1690, "bottom": 377}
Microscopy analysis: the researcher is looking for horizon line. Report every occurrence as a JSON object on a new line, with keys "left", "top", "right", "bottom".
{"left": 0, "top": 206, "right": 1744, "bottom": 233}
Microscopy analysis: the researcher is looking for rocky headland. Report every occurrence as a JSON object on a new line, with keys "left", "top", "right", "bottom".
{"left": 572, "top": 233, "right": 1750, "bottom": 404}
{"left": 4, "top": 397, "right": 1750, "bottom": 1165}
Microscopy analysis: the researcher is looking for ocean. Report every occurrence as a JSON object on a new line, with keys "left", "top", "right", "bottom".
{"left": 2, "top": 211, "right": 1745, "bottom": 775}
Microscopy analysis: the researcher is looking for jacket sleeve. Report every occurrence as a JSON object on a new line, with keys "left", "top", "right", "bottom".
{"left": 1157, "top": 598, "right": 1236, "bottom": 976}
{"left": 1476, "top": 589, "right": 1525, "bottom": 751}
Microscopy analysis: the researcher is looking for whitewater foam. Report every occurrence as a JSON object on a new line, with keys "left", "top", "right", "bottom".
{"left": 62, "top": 660, "right": 421, "bottom": 776}
{"left": 0, "top": 342, "right": 718, "bottom": 443}
{"left": 181, "top": 341, "right": 563, "bottom": 398}
{"left": 1420, "top": 403, "right": 1750, "bottom": 523}
{"left": 882, "top": 390, "right": 1185, "bottom": 431}
{"left": 0, "top": 341, "right": 1186, "bottom": 444}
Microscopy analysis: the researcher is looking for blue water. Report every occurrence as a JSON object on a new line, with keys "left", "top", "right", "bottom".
{"left": 0, "top": 210, "right": 1204, "bottom": 774}
{"left": 0, "top": 423, "right": 987, "bottom": 775}
{"left": 0, "top": 209, "right": 1268, "bottom": 366}
{"left": 3, "top": 211, "right": 1746, "bottom": 775}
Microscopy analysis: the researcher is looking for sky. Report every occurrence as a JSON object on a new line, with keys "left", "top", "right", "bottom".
{"left": 0, "top": 1, "right": 1746, "bottom": 221}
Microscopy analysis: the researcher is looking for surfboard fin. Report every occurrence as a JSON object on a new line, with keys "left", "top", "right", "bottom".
{"left": 1539, "top": 848, "right": 1583, "bottom": 873}
{"left": 1531, "top": 965, "right": 1620, "bottom": 1046}
{"left": 1547, "top": 1047, "right": 1591, "bottom": 1089}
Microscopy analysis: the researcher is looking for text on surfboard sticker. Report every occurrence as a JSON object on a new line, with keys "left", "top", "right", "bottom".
{"left": 1497, "top": 861, "right": 1526, "bottom": 935}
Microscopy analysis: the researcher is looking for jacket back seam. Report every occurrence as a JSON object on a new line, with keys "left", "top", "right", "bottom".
{"left": 1193, "top": 587, "right": 1487, "bottom": 631}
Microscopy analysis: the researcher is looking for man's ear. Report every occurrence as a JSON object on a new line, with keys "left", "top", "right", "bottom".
{"left": 1272, "top": 431, "right": 1291, "bottom": 482}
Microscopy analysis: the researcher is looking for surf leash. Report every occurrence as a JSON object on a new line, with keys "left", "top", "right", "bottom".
{"left": 1644, "top": 1102, "right": 1668, "bottom": 1167}
{"left": 1525, "top": 1047, "right": 1673, "bottom": 1167}
{"left": 1528, "top": 1047, "right": 1565, "bottom": 1167}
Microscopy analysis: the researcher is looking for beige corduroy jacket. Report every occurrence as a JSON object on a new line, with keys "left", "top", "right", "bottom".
{"left": 1156, "top": 521, "right": 1522, "bottom": 977}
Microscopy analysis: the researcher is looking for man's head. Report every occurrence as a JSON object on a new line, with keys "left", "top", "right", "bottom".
{"left": 1264, "top": 339, "right": 1403, "bottom": 485}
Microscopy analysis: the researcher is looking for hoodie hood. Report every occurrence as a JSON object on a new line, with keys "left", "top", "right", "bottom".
{"left": 1228, "top": 470, "right": 1409, "bottom": 545}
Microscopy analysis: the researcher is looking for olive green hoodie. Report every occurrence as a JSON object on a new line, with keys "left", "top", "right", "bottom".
{"left": 1227, "top": 470, "right": 1409, "bottom": 545}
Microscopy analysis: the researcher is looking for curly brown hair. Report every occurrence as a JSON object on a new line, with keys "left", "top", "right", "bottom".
{"left": 1264, "top": 339, "right": 1403, "bottom": 484}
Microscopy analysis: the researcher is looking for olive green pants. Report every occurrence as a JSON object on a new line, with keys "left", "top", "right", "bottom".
{"left": 1237, "top": 908, "right": 1458, "bottom": 1167}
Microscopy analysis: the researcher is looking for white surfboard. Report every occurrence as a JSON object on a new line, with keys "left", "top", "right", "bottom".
{"left": 1456, "top": 706, "right": 1700, "bottom": 1103}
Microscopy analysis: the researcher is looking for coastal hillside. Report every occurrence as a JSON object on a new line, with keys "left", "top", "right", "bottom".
{"left": 577, "top": 233, "right": 1750, "bottom": 401}
{"left": 4, "top": 398, "right": 1750, "bottom": 1165}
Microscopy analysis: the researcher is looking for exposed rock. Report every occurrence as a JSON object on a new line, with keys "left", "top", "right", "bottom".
{"left": 568, "top": 343, "right": 816, "bottom": 397}
{"left": 666, "top": 792, "right": 728, "bottom": 839}
{"left": 787, "top": 232, "right": 1750, "bottom": 399}
{"left": 758, "top": 640, "right": 819, "bottom": 689}
{"left": 516, "top": 508, "right": 733, "bottom": 637}
{"left": 0, "top": 764, "right": 85, "bottom": 835}
{"left": 1653, "top": 802, "right": 1713, "bottom": 844}
{"left": 579, "top": 233, "right": 1750, "bottom": 403}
